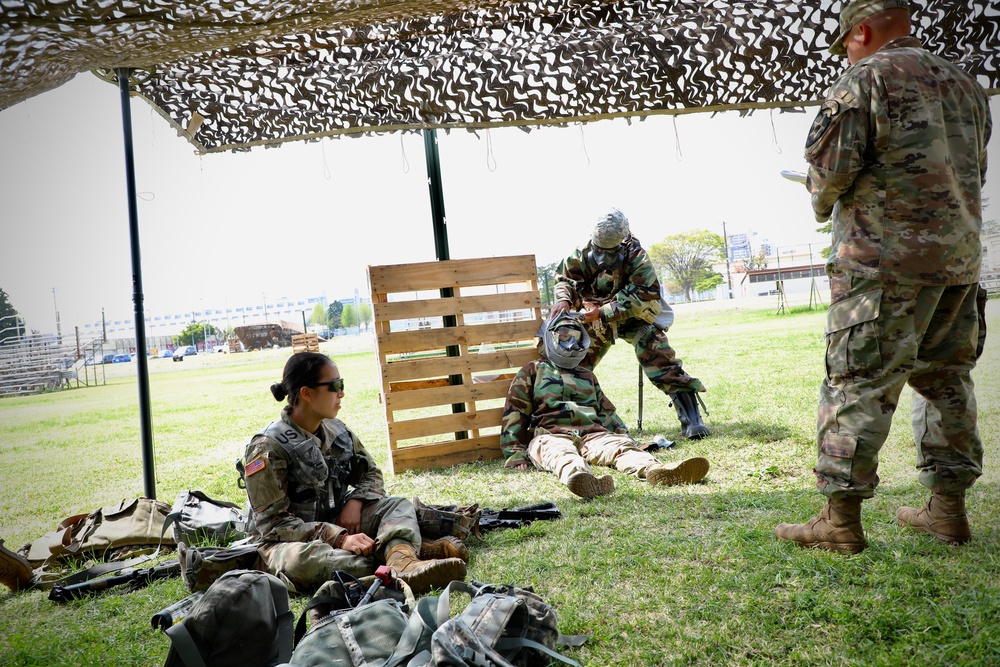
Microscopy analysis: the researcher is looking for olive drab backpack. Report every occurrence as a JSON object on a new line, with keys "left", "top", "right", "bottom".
{"left": 164, "top": 490, "right": 248, "bottom": 547}
{"left": 162, "top": 569, "right": 293, "bottom": 667}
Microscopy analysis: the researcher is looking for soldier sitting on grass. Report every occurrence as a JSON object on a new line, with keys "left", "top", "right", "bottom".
{"left": 500, "top": 312, "right": 711, "bottom": 499}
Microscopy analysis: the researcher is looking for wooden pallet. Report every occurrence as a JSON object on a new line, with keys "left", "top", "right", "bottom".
{"left": 292, "top": 333, "right": 320, "bottom": 353}
{"left": 369, "top": 255, "right": 543, "bottom": 473}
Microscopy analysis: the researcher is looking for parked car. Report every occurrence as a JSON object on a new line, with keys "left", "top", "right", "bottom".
{"left": 112, "top": 354, "right": 132, "bottom": 363}
{"left": 172, "top": 345, "right": 197, "bottom": 362}
{"left": 159, "top": 349, "right": 174, "bottom": 358}
{"left": 102, "top": 353, "right": 116, "bottom": 364}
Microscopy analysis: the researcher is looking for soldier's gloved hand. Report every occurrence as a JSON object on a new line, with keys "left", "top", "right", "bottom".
{"left": 550, "top": 300, "right": 571, "bottom": 317}
{"left": 581, "top": 302, "right": 601, "bottom": 323}
{"left": 340, "top": 533, "right": 375, "bottom": 557}
{"left": 335, "top": 498, "right": 364, "bottom": 534}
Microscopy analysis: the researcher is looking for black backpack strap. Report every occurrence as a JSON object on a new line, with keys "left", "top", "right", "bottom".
{"left": 292, "top": 593, "right": 343, "bottom": 646}
{"left": 268, "top": 575, "right": 294, "bottom": 663}
{"left": 494, "top": 637, "right": 581, "bottom": 667}
{"left": 165, "top": 623, "right": 209, "bottom": 667}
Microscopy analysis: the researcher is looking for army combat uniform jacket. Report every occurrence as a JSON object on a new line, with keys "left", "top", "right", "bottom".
{"left": 500, "top": 358, "right": 627, "bottom": 465}
{"left": 806, "top": 36, "right": 991, "bottom": 286}
{"left": 243, "top": 407, "right": 384, "bottom": 545}
{"left": 554, "top": 234, "right": 664, "bottom": 326}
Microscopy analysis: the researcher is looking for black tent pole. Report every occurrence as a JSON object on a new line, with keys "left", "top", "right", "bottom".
{"left": 422, "top": 129, "right": 467, "bottom": 435}
{"left": 115, "top": 67, "right": 156, "bottom": 500}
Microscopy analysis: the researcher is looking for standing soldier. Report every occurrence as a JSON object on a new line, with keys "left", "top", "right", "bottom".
{"left": 551, "top": 208, "right": 710, "bottom": 440}
{"left": 501, "top": 312, "right": 710, "bottom": 499}
{"left": 775, "top": 0, "right": 991, "bottom": 554}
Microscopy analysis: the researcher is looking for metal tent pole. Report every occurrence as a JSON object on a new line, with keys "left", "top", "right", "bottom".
{"left": 422, "top": 129, "right": 467, "bottom": 436}
{"left": 115, "top": 67, "right": 156, "bottom": 500}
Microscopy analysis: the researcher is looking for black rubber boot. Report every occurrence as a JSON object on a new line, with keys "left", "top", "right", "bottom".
{"left": 670, "top": 392, "right": 710, "bottom": 439}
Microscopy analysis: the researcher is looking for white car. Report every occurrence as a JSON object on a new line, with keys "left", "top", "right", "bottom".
{"left": 172, "top": 345, "right": 198, "bottom": 362}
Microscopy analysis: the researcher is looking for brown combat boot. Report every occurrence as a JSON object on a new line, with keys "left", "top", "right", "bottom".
{"left": 895, "top": 492, "right": 971, "bottom": 545}
{"left": 646, "top": 458, "right": 710, "bottom": 487}
{"left": 774, "top": 497, "right": 867, "bottom": 554}
{"left": 419, "top": 536, "right": 470, "bottom": 563}
{"left": 384, "top": 543, "right": 466, "bottom": 595}
{"left": 0, "top": 539, "right": 33, "bottom": 592}
{"left": 566, "top": 471, "right": 615, "bottom": 499}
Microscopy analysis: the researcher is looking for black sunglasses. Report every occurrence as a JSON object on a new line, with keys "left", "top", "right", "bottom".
{"left": 312, "top": 378, "right": 345, "bottom": 393}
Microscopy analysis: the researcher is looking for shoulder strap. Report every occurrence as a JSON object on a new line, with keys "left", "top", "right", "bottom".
{"left": 494, "top": 637, "right": 581, "bottom": 667}
{"left": 268, "top": 575, "right": 294, "bottom": 663}
{"left": 165, "top": 623, "right": 209, "bottom": 667}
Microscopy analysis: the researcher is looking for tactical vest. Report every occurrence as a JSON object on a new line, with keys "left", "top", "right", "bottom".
{"left": 257, "top": 418, "right": 357, "bottom": 524}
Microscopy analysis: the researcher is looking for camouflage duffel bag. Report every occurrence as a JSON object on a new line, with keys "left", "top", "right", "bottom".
{"left": 412, "top": 497, "right": 482, "bottom": 541}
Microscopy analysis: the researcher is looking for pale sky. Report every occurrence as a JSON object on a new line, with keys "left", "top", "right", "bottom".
{"left": 2, "top": 72, "right": 998, "bottom": 338}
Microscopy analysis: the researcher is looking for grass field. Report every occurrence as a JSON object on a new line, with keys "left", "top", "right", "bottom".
{"left": 1, "top": 301, "right": 998, "bottom": 666}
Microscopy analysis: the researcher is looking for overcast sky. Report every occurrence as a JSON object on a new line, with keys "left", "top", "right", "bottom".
{"left": 2, "top": 72, "right": 998, "bottom": 338}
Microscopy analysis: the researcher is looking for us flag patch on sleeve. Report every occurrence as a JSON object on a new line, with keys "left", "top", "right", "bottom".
{"left": 245, "top": 456, "right": 266, "bottom": 476}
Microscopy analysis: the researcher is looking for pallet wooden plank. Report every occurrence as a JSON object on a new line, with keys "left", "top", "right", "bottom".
{"left": 374, "top": 292, "right": 541, "bottom": 321}
{"left": 389, "top": 437, "right": 503, "bottom": 473}
{"left": 383, "top": 347, "right": 538, "bottom": 382}
{"left": 377, "top": 320, "right": 540, "bottom": 355}
{"left": 386, "top": 377, "right": 515, "bottom": 411}
{"left": 369, "top": 256, "right": 538, "bottom": 293}
{"left": 388, "top": 407, "right": 505, "bottom": 440}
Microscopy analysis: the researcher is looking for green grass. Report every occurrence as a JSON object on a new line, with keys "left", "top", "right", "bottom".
{"left": 1, "top": 302, "right": 998, "bottom": 666}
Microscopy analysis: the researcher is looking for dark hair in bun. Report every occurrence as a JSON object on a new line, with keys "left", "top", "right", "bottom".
{"left": 273, "top": 352, "right": 333, "bottom": 407}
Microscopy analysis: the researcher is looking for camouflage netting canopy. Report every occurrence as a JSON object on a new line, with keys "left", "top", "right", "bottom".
{"left": 1, "top": 0, "right": 998, "bottom": 153}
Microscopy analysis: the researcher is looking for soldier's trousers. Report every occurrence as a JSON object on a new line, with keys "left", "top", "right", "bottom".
{"left": 582, "top": 317, "right": 704, "bottom": 393}
{"left": 528, "top": 431, "right": 659, "bottom": 485}
{"left": 816, "top": 273, "right": 983, "bottom": 499}
{"left": 258, "top": 495, "right": 421, "bottom": 592}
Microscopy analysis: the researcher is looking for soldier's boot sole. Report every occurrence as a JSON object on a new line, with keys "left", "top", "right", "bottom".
{"left": 684, "top": 423, "right": 711, "bottom": 440}
{"left": 420, "top": 536, "right": 470, "bottom": 563}
{"left": 394, "top": 557, "right": 467, "bottom": 595}
{"left": 646, "top": 458, "right": 710, "bottom": 487}
{"left": 0, "top": 539, "right": 33, "bottom": 592}
{"left": 566, "top": 472, "right": 615, "bottom": 499}
{"left": 895, "top": 499, "right": 971, "bottom": 545}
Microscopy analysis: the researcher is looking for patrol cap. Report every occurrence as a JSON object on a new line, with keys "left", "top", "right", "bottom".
{"left": 829, "top": 0, "right": 910, "bottom": 56}
{"left": 592, "top": 208, "right": 630, "bottom": 249}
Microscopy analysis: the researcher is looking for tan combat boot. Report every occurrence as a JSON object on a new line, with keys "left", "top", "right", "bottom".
{"left": 646, "top": 458, "right": 710, "bottom": 487}
{"left": 774, "top": 497, "right": 867, "bottom": 554}
{"left": 384, "top": 543, "right": 466, "bottom": 595}
{"left": 895, "top": 492, "right": 971, "bottom": 545}
{"left": 566, "top": 471, "right": 615, "bottom": 499}
{"left": 0, "top": 539, "right": 33, "bottom": 592}
{"left": 419, "top": 536, "right": 470, "bottom": 563}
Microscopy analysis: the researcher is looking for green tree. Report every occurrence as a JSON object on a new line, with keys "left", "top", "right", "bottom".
{"left": 309, "top": 303, "right": 328, "bottom": 328}
{"left": 341, "top": 304, "right": 358, "bottom": 331}
{"left": 358, "top": 303, "right": 373, "bottom": 331}
{"left": 695, "top": 271, "right": 724, "bottom": 294}
{"left": 536, "top": 261, "right": 559, "bottom": 306}
{"left": 327, "top": 300, "right": 344, "bottom": 333}
{"left": 174, "top": 321, "right": 218, "bottom": 347}
{"left": 648, "top": 230, "right": 725, "bottom": 302}
{"left": 0, "top": 288, "right": 23, "bottom": 344}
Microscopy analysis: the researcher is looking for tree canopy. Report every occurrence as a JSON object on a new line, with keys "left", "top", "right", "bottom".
{"left": 174, "top": 321, "right": 218, "bottom": 347}
{"left": 0, "top": 288, "right": 22, "bottom": 345}
{"left": 309, "top": 303, "right": 328, "bottom": 328}
{"left": 327, "top": 300, "right": 344, "bottom": 332}
{"left": 341, "top": 304, "right": 357, "bottom": 331}
{"left": 648, "top": 230, "right": 726, "bottom": 302}
{"left": 358, "top": 303, "right": 373, "bottom": 331}
{"left": 536, "top": 262, "right": 559, "bottom": 307}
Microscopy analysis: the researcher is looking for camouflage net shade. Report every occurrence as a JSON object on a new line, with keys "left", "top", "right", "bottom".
{"left": 1, "top": 0, "right": 998, "bottom": 153}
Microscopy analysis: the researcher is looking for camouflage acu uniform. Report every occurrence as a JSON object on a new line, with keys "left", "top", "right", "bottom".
{"left": 243, "top": 408, "right": 421, "bottom": 592}
{"left": 500, "top": 358, "right": 661, "bottom": 484}
{"left": 554, "top": 234, "right": 703, "bottom": 394}
{"left": 805, "top": 36, "right": 991, "bottom": 499}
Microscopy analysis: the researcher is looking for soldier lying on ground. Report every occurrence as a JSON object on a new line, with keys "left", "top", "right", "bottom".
{"left": 241, "top": 351, "right": 467, "bottom": 593}
{"left": 500, "top": 312, "right": 711, "bottom": 499}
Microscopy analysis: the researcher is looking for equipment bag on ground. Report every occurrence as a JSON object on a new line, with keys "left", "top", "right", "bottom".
{"left": 385, "top": 580, "right": 586, "bottom": 667}
{"left": 165, "top": 490, "right": 248, "bottom": 546}
{"left": 163, "top": 569, "right": 293, "bottom": 667}
{"left": 177, "top": 541, "right": 262, "bottom": 592}
{"left": 23, "top": 498, "right": 174, "bottom": 566}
